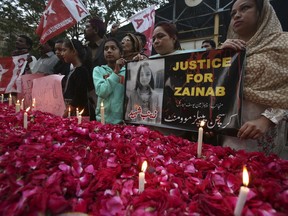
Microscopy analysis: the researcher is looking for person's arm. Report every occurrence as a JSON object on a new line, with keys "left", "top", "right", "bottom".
{"left": 237, "top": 108, "right": 287, "bottom": 139}
{"left": 93, "top": 62, "right": 125, "bottom": 99}
{"left": 261, "top": 108, "right": 287, "bottom": 125}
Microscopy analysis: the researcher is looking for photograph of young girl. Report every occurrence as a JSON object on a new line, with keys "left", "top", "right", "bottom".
{"left": 125, "top": 59, "right": 164, "bottom": 124}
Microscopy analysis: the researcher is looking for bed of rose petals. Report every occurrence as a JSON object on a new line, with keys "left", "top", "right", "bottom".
{"left": 0, "top": 103, "right": 288, "bottom": 216}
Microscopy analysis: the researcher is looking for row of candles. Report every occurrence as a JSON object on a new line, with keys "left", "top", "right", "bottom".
{"left": 1, "top": 94, "right": 35, "bottom": 110}
{"left": 1, "top": 94, "right": 106, "bottom": 127}
{"left": 68, "top": 101, "right": 105, "bottom": 125}
{"left": 0, "top": 94, "right": 36, "bottom": 129}
{"left": 138, "top": 160, "right": 249, "bottom": 216}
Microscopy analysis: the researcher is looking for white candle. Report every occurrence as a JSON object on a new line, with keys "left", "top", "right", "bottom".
{"left": 8, "top": 94, "right": 12, "bottom": 106}
{"left": 76, "top": 108, "right": 79, "bottom": 117}
{"left": 68, "top": 106, "right": 71, "bottom": 118}
{"left": 1, "top": 94, "right": 3, "bottom": 103}
{"left": 100, "top": 101, "right": 105, "bottom": 124}
{"left": 23, "top": 107, "right": 30, "bottom": 129}
{"left": 197, "top": 121, "right": 205, "bottom": 158}
{"left": 20, "top": 98, "right": 24, "bottom": 110}
{"left": 32, "top": 98, "right": 36, "bottom": 110}
{"left": 234, "top": 166, "right": 250, "bottom": 216}
{"left": 15, "top": 100, "right": 20, "bottom": 113}
{"left": 139, "top": 161, "right": 148, "bottom": 193}
{"left": 78, "top": 109, "right": 84, "bottom": 124}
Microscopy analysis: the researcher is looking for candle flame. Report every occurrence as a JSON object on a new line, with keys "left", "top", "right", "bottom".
{"left": 68, "top": 106, "right": 71, "bottom": 111}
{"left": 243, "top": 166, "right": 249, "bottom": 186}
{"left": 17, "top": 100, "right": 20, "bottom": 103}
{"left": 9, "top": 94, "right": 11, "bottom": 98}
{"left": 200, "top": 120, "right": 205, "bottom": 127}
{"left": 21, "top": 98, "right": 24, "bottom": 102}
{"left": 101, "top": 101, "right": 104, "bottom": 107}
{"left": 26, "top": 107, "right": 30, "bottom": 112}
{"left": 79, "top": 109, "right": 84, "bottom": 115}
{"left": 141, "top": 161, "right": 148, "bottom": 172}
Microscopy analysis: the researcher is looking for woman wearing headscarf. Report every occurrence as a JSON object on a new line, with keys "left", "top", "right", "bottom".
{"left": 121, "top": 33, "right": 143, "bottom": 61}
{"left": 220, "top": 0, "right": 288, "bottom": 156}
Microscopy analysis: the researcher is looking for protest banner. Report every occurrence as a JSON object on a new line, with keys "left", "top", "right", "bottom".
{"left": 124, "top": 49, "right": 246, "bottom": 136}
{"left": 32, "top": 75, "right": 65, "bottom": 116}
{"left": 0, "top": 54, "right": 29, "bottom": 94}
{"left": 18, "top": 73, "right": 45, "bottom": 109}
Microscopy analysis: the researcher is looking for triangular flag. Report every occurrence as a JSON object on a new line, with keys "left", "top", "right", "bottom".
{"left": 36, "top": 0, "right": 90, "bottom": 44}
{"left": 129, "top": 5, "right": 156, "bottom": 56}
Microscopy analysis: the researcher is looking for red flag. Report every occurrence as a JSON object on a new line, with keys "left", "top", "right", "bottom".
{"left": 0, "top": 54, "right": 29, "bottom": 94}
{"left": 36, "top": 0, "right": 90, "bottom": 44}
{"left": 130, "top": 5, "right": 156, "bottom": 56}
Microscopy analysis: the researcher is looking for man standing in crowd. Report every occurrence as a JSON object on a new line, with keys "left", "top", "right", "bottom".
{"left": 84, "top": 17, "right": 107, "bottom": 120}
{"left": 31, "top": 40, "right": 59, "bottom": 75}
{"left": 201, "top": 39, "right": 216, "bottom": 50}
{"left": 12, "top": 35, "right": 37, "bottom": 74}
{"left": 53, "top": 39, "right": 71, "bottom": 92}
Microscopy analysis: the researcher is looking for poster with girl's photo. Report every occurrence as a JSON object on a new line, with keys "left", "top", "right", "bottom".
{"left": 124, "top": 59, "right": 164, "bottom": 125}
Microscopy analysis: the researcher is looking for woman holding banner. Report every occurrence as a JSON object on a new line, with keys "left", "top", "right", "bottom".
{"left": 144, "top": 21, "right": 196, "bottom": 139}
{"left": 220, "top": 0, "right": 288, "bottom": 157}
{"left": 151, "top": 21, "right": 182, "bottom": 57}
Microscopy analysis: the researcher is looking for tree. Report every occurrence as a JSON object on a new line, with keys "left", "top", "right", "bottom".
{"left": 0, "top": 0, "right": 168, "bottom": 56}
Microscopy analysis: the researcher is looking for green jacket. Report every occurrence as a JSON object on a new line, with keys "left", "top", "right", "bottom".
{"left": 93, "top": 65, "right": 126, "bottom": 124}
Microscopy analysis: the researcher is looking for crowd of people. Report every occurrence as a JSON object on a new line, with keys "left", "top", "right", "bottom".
{"left": 5, "top": 0, "right": 288, "bottom": 158}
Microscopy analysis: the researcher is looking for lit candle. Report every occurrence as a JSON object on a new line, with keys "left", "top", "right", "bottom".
{"left": 8, "top": 94, "right": 12, "bottom": 106}
{"left": 76, "top": 108, "right": 79, "bottom": 117}
{"left": 15, "top": 100, "right": 20, "bottom": 113}
{"left": 100, "top": 101, "right": 105, "bottom": 124}
{"left": 1, "top": 94, "right": 3, "bottom": 103}
{"left": 234, "top": 166, "right": 250, "bottom": 216}
{"left": 197, "top": 120, "right": 205, "bottom": 158}
{"left": 139, "top": 161, "right": 148, "bottom": 193}
{"left": 23, "top": 107, "right": 30, "bottom": 129}
{"left": 32, "top": 98, "right": 36, "bottom": 110}
{"left": 78, "top": 109, "right": 84, "bottom": 124}
{"left": 68, "top": 106, "right": 71, "bottom": 118}
{"left": 20, "top": 98, "right": 24, "bottom": 110}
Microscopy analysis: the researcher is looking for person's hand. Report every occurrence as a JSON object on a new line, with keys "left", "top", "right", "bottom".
{"left": 205, "top": 131, "right": 215, "bottom": 137}
{"left": 220, "top": 39, "right": 246, "bottom": 50}
{"left": 114, "top": 58, "right": 126, "bottom": 74}
{"left": 110, "top": 23, "right": 119, "bottom": 36}
{"left": 237, "top": 116, "right": 275, "bottom": 139}
{"left": 132, "top": 53, "right": 148, "bottom": 61}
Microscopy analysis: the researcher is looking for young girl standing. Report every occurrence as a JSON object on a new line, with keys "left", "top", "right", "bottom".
{"left": 61, "top": 39, "right": 90, "bottom": 117}
{"left": 93, "top": 38, "right": 126, "bottom": 124}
